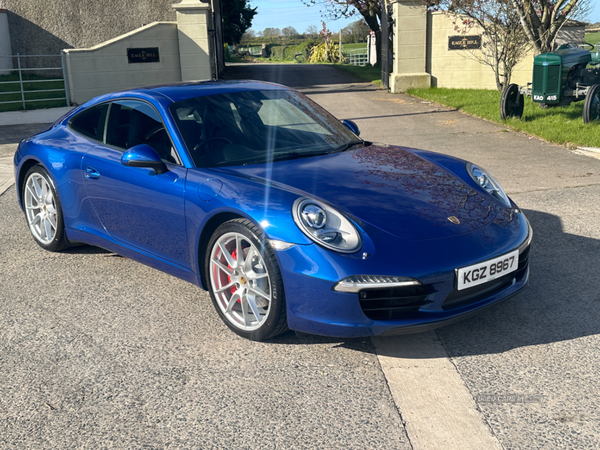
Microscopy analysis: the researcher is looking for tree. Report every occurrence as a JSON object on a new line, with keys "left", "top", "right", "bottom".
{"left": 263, "top": 27, "right": 282, "bottom": 38}
{"left": 341, "top": 19, "right": 370, "bottom": 43}
{"left": 305, "top": 25, "right": 319, "bottom": 39}
{"left": 508, "top": 0, "right": 592, "bottom": 54}
{"left": 432, "top": 0, "right": 531, "bottom": 91}
{"left": 282, "top": 26, "right": 299, "bottom": 38}
{"left": 302, "top": 0, "right": 383, "bottom": 56}
{"left": 222, "top": 0, "right": 258, "bottom": 45}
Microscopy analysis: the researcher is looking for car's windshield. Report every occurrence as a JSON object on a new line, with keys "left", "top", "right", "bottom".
{"left": 169, "top": 89, "right": 359, "bottom": 167}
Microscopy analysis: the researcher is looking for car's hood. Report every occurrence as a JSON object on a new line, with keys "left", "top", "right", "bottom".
{"left": 216, "top": 144, "right": 499, "bottom": 240}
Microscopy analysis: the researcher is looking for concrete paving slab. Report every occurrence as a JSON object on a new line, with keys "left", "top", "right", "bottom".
{"left": 435, "top": 185, "right": 600, "bottom": 449}
{"left": 0, "top": 123, "right": 55, "bottom": 194}
{"left": 0, "top": 156, "right": 14, "bottom": 196}
{"left": 373, "top": 333, "right": 503, "bottom": 450}
{"left": 229, "top": 65, "right": 600, "bottom": 449}
{"left": 0, "top": 106, "right": 73, "bottom": 126}
{"left": 0, "top": 185, "right": 411, "bottom": 449}
{"left": 4, "top": 64, "right": 600, "bottom": 449}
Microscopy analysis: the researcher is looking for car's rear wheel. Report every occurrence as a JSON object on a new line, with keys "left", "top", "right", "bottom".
{"left": 22, "top": 165, "right": 69, "bottom": 251}
{"left": 583, "top": 84, "right": 600, "bottom": 124}
{"left": 205, "top": 218, "right": 288, "bottom": 341}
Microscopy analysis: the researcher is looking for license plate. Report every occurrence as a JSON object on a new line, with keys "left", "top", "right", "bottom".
{"left": 456, "top": 249, "right": 519, "bottom": 291}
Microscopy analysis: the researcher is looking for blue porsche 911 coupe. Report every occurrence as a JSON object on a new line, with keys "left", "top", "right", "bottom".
{"left": 14, "top": 81, "right": 531, "bottom": 341}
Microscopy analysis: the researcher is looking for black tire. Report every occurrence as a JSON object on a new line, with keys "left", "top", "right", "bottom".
{"left": 583, "top": 84, "right": 600, "bottom": 124}
{"left": 500, "top": 83, "right": 524, "bottom": 120}
{"left": 205, "top": 218, "right": 288, "bottom": 341}
{"left": 22, "top": 165, "right": 69, "bottom": 252}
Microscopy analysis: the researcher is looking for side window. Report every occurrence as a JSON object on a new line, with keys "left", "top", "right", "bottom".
{"left": 105, "top": 100, "right": 180, "bottom": 165}
{"left": 69, "top": 104, "right": 109, "bottom": 141}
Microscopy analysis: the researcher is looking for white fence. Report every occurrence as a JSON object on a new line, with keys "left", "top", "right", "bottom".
{"left": 0, "top": 54, "right": 68, "bottom": 110}
{"left": 237, "top": 46, "right": 263, "bottom": 56}
{"left": 345, "top": 48, "right": 368, "bottom": 67}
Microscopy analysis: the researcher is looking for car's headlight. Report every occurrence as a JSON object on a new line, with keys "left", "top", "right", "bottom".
{"left": 292, "top": 198, "right": 362, "bottom": 253}
{"left": 467, "top": 163, "right": 510, "bottom": 207}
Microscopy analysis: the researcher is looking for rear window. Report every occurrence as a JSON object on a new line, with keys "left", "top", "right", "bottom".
{"left": 69, "top": 104, "right": 109, "bottom": 141}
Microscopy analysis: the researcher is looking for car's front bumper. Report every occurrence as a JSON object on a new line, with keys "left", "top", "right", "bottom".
{"left": 275, "top": 212, "right": 531, "bottom": 338}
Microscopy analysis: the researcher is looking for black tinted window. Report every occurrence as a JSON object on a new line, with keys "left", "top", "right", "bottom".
{"left": 169, "top": 89, "right": 356, "bottom": 168}
{"left": 105, "top": 100, "right": 180, "bottom": 164}
{"left": 69, "top": 104, "right": 108, "bottom": 141}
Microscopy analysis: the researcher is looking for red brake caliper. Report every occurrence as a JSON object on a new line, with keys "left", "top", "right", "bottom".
{"left": 227, "top": 248, "right": 241, "bottom": 302}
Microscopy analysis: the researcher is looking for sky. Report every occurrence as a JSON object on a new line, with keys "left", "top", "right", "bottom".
{"left": 248, "top": 0, "right": 358, "bottom": 34}
{"left": 247, "top": 0, "right": 600, "bottom": 35}
{"left": 590, "top": 2, "right": 600, "bottom": 24}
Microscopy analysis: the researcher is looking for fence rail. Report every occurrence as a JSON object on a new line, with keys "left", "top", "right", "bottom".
{"left": 0, "top": 54, "right": 69, "bottom": 110}
{"left": 345, "top": 48, "right": 368, "bottom": 67}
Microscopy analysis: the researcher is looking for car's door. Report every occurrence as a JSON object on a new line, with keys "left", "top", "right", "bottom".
{"left": 81, "top": 99, "right": 190, "bottom": 268}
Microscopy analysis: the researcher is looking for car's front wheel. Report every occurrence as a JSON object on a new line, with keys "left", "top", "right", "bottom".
{"left": 22, "top": 165, "right": 69, "bottom": 252}
{"left": 205, "top": 218, "right": 288, "bottom": 341}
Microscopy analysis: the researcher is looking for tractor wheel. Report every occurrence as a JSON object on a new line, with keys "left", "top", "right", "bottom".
{"left": 583, "top": 84, "right": 600, "bottom": 124}
{"left": 500, "top": 84, "right": 524, "bottom": 120}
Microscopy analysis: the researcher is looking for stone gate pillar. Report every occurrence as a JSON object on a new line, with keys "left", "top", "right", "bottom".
{"left": 390, "top": 0, "right": 431, "bottom": 93}
{"left": 173, "top": 0, "right": 214, "bottom": 81}
{"left": 0, "top": 9, "right": 12, "bottom": 75}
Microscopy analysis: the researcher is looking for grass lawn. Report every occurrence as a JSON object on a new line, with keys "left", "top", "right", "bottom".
{"left": 0, "top": 72, "right": 67, "bottom": 112}
{"left": 407, "top": 87, "right": 600, "bottom": 148}
{"left": 341, "top": 43, "right": 367, "bottom": 50}
{"left": 585, "top": 32, "right": 600, "bottom": 46}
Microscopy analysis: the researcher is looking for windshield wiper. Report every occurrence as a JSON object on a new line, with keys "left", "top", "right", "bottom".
{"left": 332, "top": 140, "right": 366, "bottom": 153}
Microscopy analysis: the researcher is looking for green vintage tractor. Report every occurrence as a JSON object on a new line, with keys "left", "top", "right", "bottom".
{"left": 500, "top": 42, "right": 600, "bottom": 123}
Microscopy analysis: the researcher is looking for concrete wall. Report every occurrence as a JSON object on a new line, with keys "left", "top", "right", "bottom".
{"left": 63, "top": 22, "right": 181, "bottom": 105}
{"left": 554, "top": 26, "right": 585, "bottom": 47}
{"left": 427, "top": 12, "right": 534, "bottom": 90}
{"left": 391, "top": 8, "right": 586, "bottom": 92}
{"left": 2, "top": 0, "right": 176, "bottom": 57}
{"left": 0, "top": 10, "right": 12, "bottom": 74}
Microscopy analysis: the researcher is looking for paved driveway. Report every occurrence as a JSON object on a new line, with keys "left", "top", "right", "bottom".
{"left": 2, "top": 64, "right": 600, "bottom": 448}
{"left": 226, "top": 64, "right": 600, "bottom": 448}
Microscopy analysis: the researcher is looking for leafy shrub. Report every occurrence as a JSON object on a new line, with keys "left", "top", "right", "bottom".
{"left": 265, "top": 41, "right": 319, "bottom": 62}
{"left": 308, "top": 43, "right": 345, "bottom": 63}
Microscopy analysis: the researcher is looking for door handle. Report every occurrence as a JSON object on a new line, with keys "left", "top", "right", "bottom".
{"left": 85, "top": 166, "right": 100, "bottom": 179}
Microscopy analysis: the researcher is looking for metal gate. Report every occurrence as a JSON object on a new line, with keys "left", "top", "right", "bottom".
{"left": 346, "top": 48, "right": 368, "bottom": 66}
{"left": 0, "top": 53, "right": 69, "bottom": 110}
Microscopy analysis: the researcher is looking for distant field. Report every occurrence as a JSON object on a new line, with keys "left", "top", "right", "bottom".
{"left": 341, "top": 43, "right": 367, "bottom": 50}
{"left": 585, "top": 32, "right": 600, "bottom": 47}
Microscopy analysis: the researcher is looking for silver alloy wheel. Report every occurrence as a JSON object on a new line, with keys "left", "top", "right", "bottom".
{"left": 24, "top": 173, "right": 58, "bottom": 245}
{"left": 209, "top": 232, "right": 272, "bottom": 331}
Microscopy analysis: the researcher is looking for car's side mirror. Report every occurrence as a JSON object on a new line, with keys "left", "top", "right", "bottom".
{"left": 121, "top": 144, "right": 168, "bottom": 175}
{"left": 341, "top": 119, "right": 360, "bottom": 136}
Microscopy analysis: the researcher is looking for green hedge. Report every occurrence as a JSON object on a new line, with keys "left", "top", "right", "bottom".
{"left": 265, "top": 41, "right": 319, "bottom": 61}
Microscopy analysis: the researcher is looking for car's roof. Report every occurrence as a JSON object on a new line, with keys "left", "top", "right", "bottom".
{"left": 119, "top": 80, "right": 289, "bottom": 103}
